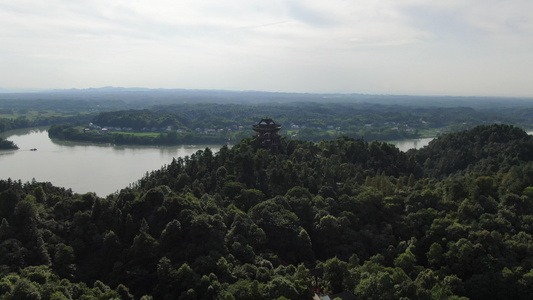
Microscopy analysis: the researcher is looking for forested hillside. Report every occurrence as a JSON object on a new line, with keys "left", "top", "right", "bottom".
{"left": 48, "top": 101, "right": 533, "bottom": 146}
{"left": 2, "top": 124, "right": 533, "bottom": 299}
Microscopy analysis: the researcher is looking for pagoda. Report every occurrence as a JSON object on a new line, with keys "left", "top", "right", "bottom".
{"left": 253, "top": 118, "right": 281, "bottom": 152}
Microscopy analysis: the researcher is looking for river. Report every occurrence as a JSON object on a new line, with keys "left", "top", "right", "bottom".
{"left": 0, "top": 129, "right": 435, "bottom": 196}
{"left": 0, "top": 128, "right": 221, "bottom": 196}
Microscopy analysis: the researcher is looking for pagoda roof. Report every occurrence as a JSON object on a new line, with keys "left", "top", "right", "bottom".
{"left": 253, "top": 118, "right": 281, "bottom": 129}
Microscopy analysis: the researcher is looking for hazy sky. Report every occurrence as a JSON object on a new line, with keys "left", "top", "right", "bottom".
{"left": 1, "top": 0, "right": 532, "bottom": 97}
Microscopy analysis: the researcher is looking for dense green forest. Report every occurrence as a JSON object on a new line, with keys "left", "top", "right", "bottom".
{"left": 2, "top": 124, "right": 533, "bottom": 299}
{"left": 47, "top": 101, "right": 533, "bottom": 146}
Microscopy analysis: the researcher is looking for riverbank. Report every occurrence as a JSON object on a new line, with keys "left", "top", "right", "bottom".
{"left": 48, "top": 124, "right": 234, "bottom": 146}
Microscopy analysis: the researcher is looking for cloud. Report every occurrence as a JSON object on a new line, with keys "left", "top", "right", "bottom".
{"left": 0, "top": 0, "right": 532, "bottom": 96}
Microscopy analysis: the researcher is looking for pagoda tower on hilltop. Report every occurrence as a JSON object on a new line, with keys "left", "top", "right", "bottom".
{"left": 253, "top": 118, "right": 281, "bottom": 152}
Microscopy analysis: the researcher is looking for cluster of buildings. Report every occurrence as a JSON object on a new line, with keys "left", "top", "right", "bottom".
{"left": 194, "top": 128, "right": 226, "bottom": 135}
{"left": 84, "top": 123, "right": 134, "bottom": 134}
{"left": 290, "top": 124, "right": 342, "bottom": 131}
{"left": 83, "top": 122, "right": 249, "bottom": 136}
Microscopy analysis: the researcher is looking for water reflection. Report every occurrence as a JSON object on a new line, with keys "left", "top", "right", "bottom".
{"left": 49, "top": 138, "right": 113, "bottom": 148}
{"left": 48, "top": 134, "right": 213, "bottom": 156}
{"left": 0, "top": 151, "right": 15, "bottom": 157}
{"left": 388, "top": 137, "right": 434, "bottom": 153}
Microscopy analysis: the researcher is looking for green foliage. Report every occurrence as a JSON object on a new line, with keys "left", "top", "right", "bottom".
{"left": 0, "top": 138, "right": 18, "bottom": 150}
{"left": 44, "top": 99, "right": 533, "bottom": 146}
{"left": 11, "top": 278, "right": 40, "bottom": 300}
{"left": 3, "top": 124, "right": 533, "bottom": 299}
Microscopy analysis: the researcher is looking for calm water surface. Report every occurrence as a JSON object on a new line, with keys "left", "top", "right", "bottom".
{"left": 0, "top": 129, "right": 220, "bottom": 196}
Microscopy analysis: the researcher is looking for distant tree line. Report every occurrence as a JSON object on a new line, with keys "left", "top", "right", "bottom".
{"left": 0, "top": 115, "right": 92, "bottom": 134}
{"left": 46, "top": 101, "right": 533, "bottom": 146}
{"left": 48, "top": 124, "right": 235, "bottom": 146}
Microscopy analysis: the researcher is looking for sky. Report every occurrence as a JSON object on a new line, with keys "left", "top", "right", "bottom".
{"left": 1, "top": 0, "right": 532, "bottom": 97}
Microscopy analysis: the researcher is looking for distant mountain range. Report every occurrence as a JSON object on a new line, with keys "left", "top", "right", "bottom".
{"left": 1, "top": 86, "right": 532, "bottom": 108}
